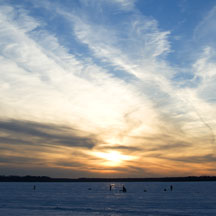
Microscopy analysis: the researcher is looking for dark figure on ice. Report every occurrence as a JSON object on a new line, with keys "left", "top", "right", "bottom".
{"left": 110, "top": 184, "right": 112, "bottom": 191}
{"left": 33, "top": 185, "right": 36, "bottom": 190}
{"left": 170, "top": 185, "right": 173, "bottom": 191}
{"left": 122, "top": 185, "right": 127, "bottom": 193}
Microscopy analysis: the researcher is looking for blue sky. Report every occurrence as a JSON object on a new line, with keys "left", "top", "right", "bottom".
{"left": 0, "top": 0, "right": 216, "bottom": 178}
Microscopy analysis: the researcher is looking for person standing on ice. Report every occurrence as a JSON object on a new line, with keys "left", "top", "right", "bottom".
{"left": 122, "top": 185, "right": 127, "bottom": 192}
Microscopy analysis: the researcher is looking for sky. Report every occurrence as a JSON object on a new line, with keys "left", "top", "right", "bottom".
{"left": 0, "top": 0, "right": 216, "bottom": 178}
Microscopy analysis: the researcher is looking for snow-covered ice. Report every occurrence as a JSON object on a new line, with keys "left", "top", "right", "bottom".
{"left": 0, "top": 181, "right": 216, "bottom": 215}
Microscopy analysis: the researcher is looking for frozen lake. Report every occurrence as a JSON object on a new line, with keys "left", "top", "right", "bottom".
{"left": 0, "top": 181, "right": 216, "bottom": 216}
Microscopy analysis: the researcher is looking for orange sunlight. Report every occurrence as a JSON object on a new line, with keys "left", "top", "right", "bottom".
{"left": 93, "top": 150, "right": 135, "bottom": 166}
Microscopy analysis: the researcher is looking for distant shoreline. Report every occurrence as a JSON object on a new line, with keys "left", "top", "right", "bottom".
{"left": 0, "top": 175, "right": 216, "bottom": 182}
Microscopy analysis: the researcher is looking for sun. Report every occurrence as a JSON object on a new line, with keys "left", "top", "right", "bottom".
{"left": 93, "top": 150, "right": 133, "bottom": 166}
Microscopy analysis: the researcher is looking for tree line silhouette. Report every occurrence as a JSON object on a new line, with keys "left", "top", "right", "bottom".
{"left": 0, "top": 175, "right": 216, "bottom": 182}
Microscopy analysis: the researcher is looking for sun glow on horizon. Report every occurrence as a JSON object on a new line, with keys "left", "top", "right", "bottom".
{"left": 93, "top": 150, "right": 135, "bottom": 166}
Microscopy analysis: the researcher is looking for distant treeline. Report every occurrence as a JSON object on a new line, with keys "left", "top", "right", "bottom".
{"left": 0, "top": 175, "right": 216, "bottom": 182}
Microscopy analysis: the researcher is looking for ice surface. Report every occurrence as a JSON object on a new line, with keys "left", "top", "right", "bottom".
{"left": 0, "top": 181, "right": 216, "bottom": 215}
